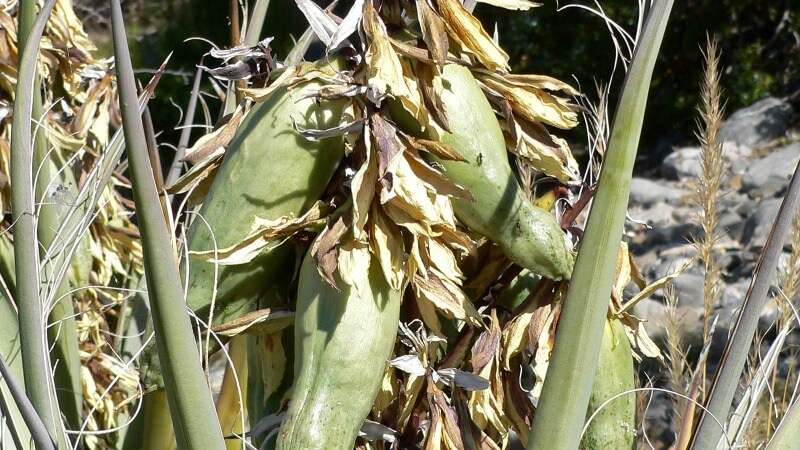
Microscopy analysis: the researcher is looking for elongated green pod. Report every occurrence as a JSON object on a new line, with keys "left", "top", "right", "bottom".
{"left": 276, "top": 250, "right": 402, "bottom": 450}
{"left": 393, "top": 64, "right": 573, "bottom": 280}
{"left": 185, "top": 69, "right": 347, "bottom": 328}
{"left": 580, "top": 318, "right": 636, "bottom": 449}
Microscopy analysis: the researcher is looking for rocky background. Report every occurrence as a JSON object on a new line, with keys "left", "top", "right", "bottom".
{"left": 627, "top": 97, "right": 798, "bottom": 445}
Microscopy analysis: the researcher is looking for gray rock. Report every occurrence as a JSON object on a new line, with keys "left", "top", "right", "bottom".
{"left": 630, "top": 203, "right": 675, "bottom": 227}
{"left": 741, "top": 143, "right": 800, "bottom": 198}
{"left": 629, "top": 177, "right": 689, "bottom": 206}
{"left": 661, "top": 147, "right": 702, "bottom": 180}
{"left": 715, "top": 281, "right": 749, "bottom": 332}
{"left": 640, "top": 391, "right": 678, "bottom": 448}
{"left": 650, "top": 255, "right": 698, "bottom": 278}
{"left": 718, "top": 210, "right": 746, "bottom": 242}
{"left": 671, "top": 206, "right": 696, "bottom": 223}
{"left": 650, "top": 221, "right": 703, "bottom": 247}
{"left": 661, "top": 273, "right": 705, "bottom": 310}
{"left": 657, "top": 243, "right": 696, "bottom": 259}
{"left": 720, "top": 97, "right": 793, "bottom": 147}
{"left": 742, "top": 198, "right": 783, "bottom": 250}
{"left": 715, "top": 280, "right": 783, "bottom": 335}
{"left": 661, "top": 142, "right": 755, "bottom": 180}
{"left": 632, "top": 298, "right": 671, "bottom": 342}
{"left": 719, "top": 190, "right": 749, "bottom": 209}
{"left": 733, "top": 198, "right": 759, "bottom": 216}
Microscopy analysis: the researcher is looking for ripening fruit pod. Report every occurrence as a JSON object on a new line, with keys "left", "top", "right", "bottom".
{"left": 184, "top": 70, "right": 348, "bottom": 328}
{"left": 276, "top": 247, "right": 402, "bottom": 450}
{"left": 392, "top": 63, "right": 574, "bottom": 280}
{"left": 580, "top": 317, "right": 636, "bottom": 449}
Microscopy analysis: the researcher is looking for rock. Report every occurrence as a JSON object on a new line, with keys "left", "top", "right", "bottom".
{"left": 724, "top": 250, "right": 759, "bottom": 280}
{"left": 630, "top": 203, "right": 675, "bottom": 228}
{"left": 657, "top": 243, "right": 696, "bottom": 259}
{"left": 635, "top": 295, "right": 704, "bottom": 347}
{"left": 671, "top": 206, "right": 696, "bottom": 223}
{"left": 715, "top": 281, "right": 749, "bottom": 333}
{"left": 629, "top": 177, "right": 689, "bottom": 206}
{"left": 650, "top": 222, "right": 703, "bottom": 247}
{"left": 719, "top": 210, "right": 746, "bottom": 242}
{"left": 741, "top": 143, "right": 800, "bottom": 198}
{"left": 639, "top": 391, "right": 677, "bottom": 449}
{"left": 661, "top": 147, "right": 701, "bottom": 180}
{"left": 720, "top": 97, "right": 793, "bottom": 147}
{"left": 633, "top": 298, "right": 670, "bottom": 341}
{"left": 733, "top": 198, "right": 759, "bottom": 216}
{"left": 719, "top": 190, "right": 750, "bottom": 210}
{"left": 742, "top": 198, "right": 783, "bottom": 250}
{"left": 661, "top": 142, "right": 755, "bottom": 180}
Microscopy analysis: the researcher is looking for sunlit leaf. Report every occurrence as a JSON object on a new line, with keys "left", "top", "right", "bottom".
{"left": 435, "top": 0, "right": 510, "bottom": 72}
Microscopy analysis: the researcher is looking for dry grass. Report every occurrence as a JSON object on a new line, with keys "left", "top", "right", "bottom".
{"left": 691, "top": 36, "right": 725, "bottom": 361}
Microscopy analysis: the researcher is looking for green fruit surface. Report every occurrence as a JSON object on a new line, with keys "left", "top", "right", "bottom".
{"left": 276, "top": 252, "right": 401, "bottom": 450}
{"left": 185, "top": 75, "right": 346, "bottom": 327}
{"left": 581, "top": 318, "right": 636, "bottom": 449}
{"left": 393, "top": 63, "right": 574, "bottom": 280}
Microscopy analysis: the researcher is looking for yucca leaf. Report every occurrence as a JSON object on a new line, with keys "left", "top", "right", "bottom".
{"left": 109, "top": 0, "right": 226, "bottom": 447}
{"left": 526, "top": 1, "right": 673, "bottom": 448}
{"left": 11, "top": 0, "right": 67, "bottom": 445}
{"left": 0, "top": 353, "right": 53, "bottom": 450}
{"left": 767, "top": 398, "right": 800, "bottom": 450}
{"left": 243, "top": 0, "right": 272, "bottom": 46}
{"left": 1, "top": 294, "right": 34, "bottom": 449}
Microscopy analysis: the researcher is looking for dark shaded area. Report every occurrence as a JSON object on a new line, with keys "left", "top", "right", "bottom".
{"left": 76, "top": 1, "right": 799, "bottom": 172}
{"left": 481, "top": 1, "right": 799, "bottom": 170}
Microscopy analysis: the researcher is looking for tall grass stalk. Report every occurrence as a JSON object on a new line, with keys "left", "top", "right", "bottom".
{"left": 663, "top": 286, "right": 688, "bottom": 427}
{"left": 526, "top": 1, "right": 673, "bottom": 448}
{"left": 692, "top": 36, "right": 725, "bottom": 387}
{"left": 110, "top": 0, "right": 226, "bottom": 447}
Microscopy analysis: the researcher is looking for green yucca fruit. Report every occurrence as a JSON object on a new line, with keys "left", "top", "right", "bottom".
{"left": 276, "top": 249, "right": 401, "bottom": 450}
{"left": 392, "top": 63, "right": 574, "bottom": 280}
{"left": 184, "top": 63, "right": 347, "bottom": 329}
{"left": 580, "top": 318, "right": 636, "bottom": 449}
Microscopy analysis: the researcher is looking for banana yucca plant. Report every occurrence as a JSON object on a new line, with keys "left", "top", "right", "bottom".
{"left": 2, "top": 0, "right": 799, "bottom": 449}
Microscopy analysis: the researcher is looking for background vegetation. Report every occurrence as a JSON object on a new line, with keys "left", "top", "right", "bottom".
{"left": 75, "top": 0, "right": 800, "bottom": 170}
